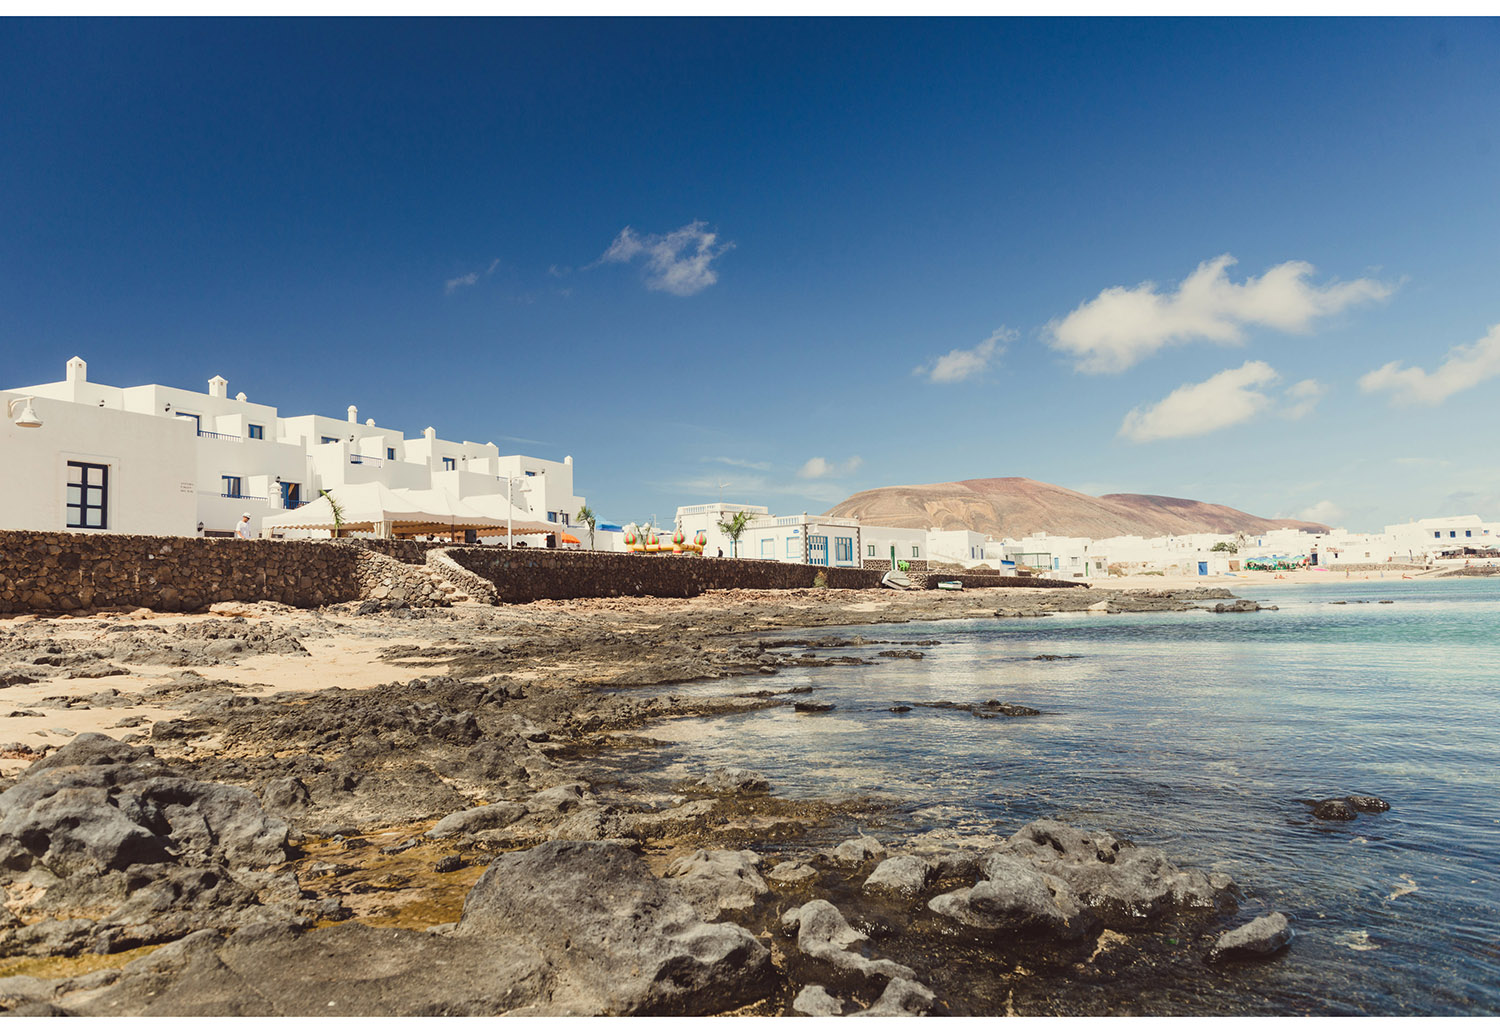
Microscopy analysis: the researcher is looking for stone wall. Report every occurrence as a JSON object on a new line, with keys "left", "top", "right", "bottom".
{"left": 447, "top": 549, "right": 885, "bottom": 603}
{"left": 910, "top": 572, "right": 1089, "bottom": 590}
{"left": 0, "top": 530, "right": 362, "bottom": 613}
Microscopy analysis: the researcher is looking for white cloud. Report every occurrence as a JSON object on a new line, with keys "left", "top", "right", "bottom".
{"left": 1119, "top": 360, "right": 1280, "bottom": 443}
{"left": 1281, "top": 378, "right": 1326, "bottom": 420}
{"left": 1299, "top": 499, "right": 1344, "bottom": 524}
{"left": 913, "top": 327, "right": 1017, "bottom": 383}
{"left": 599, "top": 220, "right": 733, "bottom": 296}
{"left": 798, "top": 455, "right": 863, "bottom": 479}
{"left": 444, "top": 272, "right": 479, "bottom": 294}
{"left": 1049, "top": 254, "right": 1393, "bottom": 374}
{"left": 1358, "top": 323, "right": 1500, "bottom": 405}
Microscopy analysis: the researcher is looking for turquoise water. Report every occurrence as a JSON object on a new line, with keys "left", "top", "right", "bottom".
{"left": 631, "top": 579, "right": 1500, "bottom": 1015}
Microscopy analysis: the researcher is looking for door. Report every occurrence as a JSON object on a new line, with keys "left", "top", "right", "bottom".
{"left": 1198, "top": 561, "right": 1208, "bottom": 576}
{"left": 808, "top": 534, "right": 828, "bottom": 566}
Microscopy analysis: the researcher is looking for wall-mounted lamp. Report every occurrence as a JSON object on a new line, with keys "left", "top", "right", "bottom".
{"left": 7, "top": 397, "right": 42, "bottom": 429}
{"left": 164, "top": 403, "right": 172, "bottom": 412}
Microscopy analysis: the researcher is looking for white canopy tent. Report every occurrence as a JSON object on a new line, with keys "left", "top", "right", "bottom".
{"left": 261, "top": 483, "right": 547, "bottom": 539}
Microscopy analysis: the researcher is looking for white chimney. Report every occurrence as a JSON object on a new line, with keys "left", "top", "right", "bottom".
{"left": 564, "top": 455, "right": 573, "bottom": 466}
{"left": 348, "top": 405, "right": 358, "bottom": 423}
{"left": 365, "top": 418, "right": 374, "bottom": 426}
{"left": 208, "top": 375, "right": 228, "bottom": 399}
{"left": 66, "top": 356, "right": 87, "bottom": 383}
{"left": 424, "top": 426, "right": 436, "bottom": 441}
{"left": 236, "top": 392, "right": 247, "bottom": 402}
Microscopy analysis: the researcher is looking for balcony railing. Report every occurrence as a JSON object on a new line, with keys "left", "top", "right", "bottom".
{"left": 349, "top": 454, "right": 385, "bottom": 467}
{"left": 197, "top": 429, "right": 242, "bottom": 442}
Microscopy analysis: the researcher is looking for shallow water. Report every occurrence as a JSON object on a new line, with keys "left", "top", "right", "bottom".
{"left": 625, "top": 578, "right": 1500, "bottom": 1015}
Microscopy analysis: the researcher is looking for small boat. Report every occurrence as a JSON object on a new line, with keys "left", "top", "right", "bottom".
{"left": 937, "top": 580, "right": 962, "bottom": 591}
{"left": 881, "top": 570, "right": 913, "bottom": 590}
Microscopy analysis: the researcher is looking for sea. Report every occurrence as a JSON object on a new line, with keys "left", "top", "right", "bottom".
{"left": 616, "top": 577, "right": 1500, "bottom": 1016}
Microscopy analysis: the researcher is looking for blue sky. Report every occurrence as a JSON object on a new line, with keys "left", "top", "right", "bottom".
{"left": 3, "top": 17, "right": 1498, "bottom": 532}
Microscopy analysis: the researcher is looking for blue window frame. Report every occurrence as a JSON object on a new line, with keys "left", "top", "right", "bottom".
{"left": 443, "top": 457, "right": 456, "bottom": 470}
{"left": 321, "top": 436, "right": 339, "bottom": 445}
{"left": 835, "top": 537, "right": 853, "bottom": 562}
{"left": 761, "top": 538, "right": 775, "bottom": 558}
{"left": 548, "top": 511, "right": 558, "bottom": 522}
{"left": 177, "top": 412, "right": 202, "bottom": 434}
{"left": 222, "top": 475, "right": 242, "bottom": 498}
{"left": 808, "top": 535, "right": 829, "bottom": 566}
{"left": 280, "top": 481, "right": 301, "bottom": 508}
{"left": 248, "top": 424, "right": 264, "bottom": 439}
{"left": 1467, "top": 530, "right": 1473, "bottom": 537}
{"left": 386, "top": 447, "right": 396, "bottom": 460}
{"left": 786, "top": 538, "right": 799, "bottom": 558}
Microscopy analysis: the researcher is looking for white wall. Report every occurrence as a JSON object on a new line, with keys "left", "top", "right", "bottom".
{"left": 0, "top": 391, "right": 197, "bottom": 536}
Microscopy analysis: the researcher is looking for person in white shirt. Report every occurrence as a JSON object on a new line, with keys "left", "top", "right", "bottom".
{"left": 235, "top": 513, "right": 252, "bottom": 539}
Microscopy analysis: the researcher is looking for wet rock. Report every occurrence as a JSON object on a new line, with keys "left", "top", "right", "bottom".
{"left": 1312, "top": 799, "right": 1357, "bottom": 821}
{"left": 830, "top": 835, "right": 886, "bottom": 864}
{"left": 887, "top": 705, "right": 911, "bottom": 713}
{"left": 426, "top": 802, "right": 528, "bottom": 839}
{"left": 767, "top": 861, "right": 818, "bottom": 885}
{"left": 1207, "top": 912, "right": 1293, "bottom": 962}
{"left": 928, "top": 852, "right": 1068, "bottom": 934}
{"left": 1211, "top": 599, "right": 1266, "bottom": 613}
{"left": 781, "top": 899, "right": 914, "bottom": 982}
{"left": 663, "top": 848, "right": 768, "bottom": 920}
{"left": 695, "top": 767, "right": 770, "bottom": 794}
{"left": 1345, "top": 795, "right": 1390, "bottom": 813}
{"left": 792, "top": 701, "right": 834, "bottom": 713}
{"left": 858, "top": 976, "right": 937, "bottom": 1016}
{"left": 792, "top": 984, "right": 843, "bottom": 1016}
{"left": 456, "top": 840, "right": 771, "bottom": 1015}
{"left": 863, "top": 855, "right": 934, "bottom": 897}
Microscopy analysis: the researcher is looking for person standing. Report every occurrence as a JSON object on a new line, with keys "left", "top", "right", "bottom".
{"left": 235, "top": 513, "right": 252, "bottom": 539}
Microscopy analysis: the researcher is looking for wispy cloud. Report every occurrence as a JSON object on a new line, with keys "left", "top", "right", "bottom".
{"left": 913, "top": 327, "right": 1017, "bottom": 383}
{"left": 444, "top": 257, "right": 501, "bottom": 294}
{"left": 1359, "top": 322, "right": 1500, "bottom": 405}
{"left": 444, "top": 272, "right": 479, "bottom": 294}
{"left": 599, "top": 220, "right": 733, "bottom": 296}
{"left": 1281, "top": 378, "right": 1326, "bottom": 420}
{"left": 708, "top": 456, "right": 773, "bottom": 471}
{"left": 1119, "top": 360, "right": 1280, "bottom": 443}
{"left": 798, "top": 455, "right": 863, "bottom": 479}
{"left": 1050, "top": 255, "right": 1393, "bottom": 373}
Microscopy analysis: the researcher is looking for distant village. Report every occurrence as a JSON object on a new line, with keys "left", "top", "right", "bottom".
{"left": 3, "top": 358, "right": 1493, "bottom": 578}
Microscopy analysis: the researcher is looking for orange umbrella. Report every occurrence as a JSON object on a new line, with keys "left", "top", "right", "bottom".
{"left": 560, "top": 532, "right": 581, "bottom": 544}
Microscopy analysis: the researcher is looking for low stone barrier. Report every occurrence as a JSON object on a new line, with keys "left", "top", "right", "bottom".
{"left": 447, "top": 549, "right": 884, "bottom": 603}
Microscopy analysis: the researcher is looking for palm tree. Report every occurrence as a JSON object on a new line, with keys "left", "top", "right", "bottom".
{"left": 576, "top": 504, "right": 597, "bottom": 551}
{"left": 320, "top": 489, "right": 345, "bottom": 538}
{"left": 716, "top": 510, "right": 751, "bottom": 558}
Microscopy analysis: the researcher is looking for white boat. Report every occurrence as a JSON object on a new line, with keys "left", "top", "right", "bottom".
{"left": 881, "top": 570, "right": 913, "bottom": 590}
{"left": 937, "top": 580, "right": 962, "bottom": 591}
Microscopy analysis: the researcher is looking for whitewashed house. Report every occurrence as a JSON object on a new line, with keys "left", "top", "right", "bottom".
{"left": 1, "top": 357, "right": 586, "bottom": 539}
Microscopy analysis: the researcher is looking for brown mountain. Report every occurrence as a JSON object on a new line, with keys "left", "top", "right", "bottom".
{"left": 826, "top": 477, "right": 1330, "bottom": 539}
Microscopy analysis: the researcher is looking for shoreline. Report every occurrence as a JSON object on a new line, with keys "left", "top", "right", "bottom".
{"left": 0, "top": 585, "right": 1356, "bottom": 1014}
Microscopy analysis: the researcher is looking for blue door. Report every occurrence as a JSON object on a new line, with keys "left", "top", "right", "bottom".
{"left": 808, "top": 535, "right": 828, "bottom": 566}
{"left": 1198, "top": 561, "right": 1208, "bottom": 576}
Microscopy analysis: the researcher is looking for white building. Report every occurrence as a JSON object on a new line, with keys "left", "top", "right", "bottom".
{"left": 673, "top": 503, "right": 772, "bottom": 558}
{"left": 1, "top": 357, "right": 586, "bottom": 539}
{"left": 743, "top": 513, "right": 864, "bottom": 567}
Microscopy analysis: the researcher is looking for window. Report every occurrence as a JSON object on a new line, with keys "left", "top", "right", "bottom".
{"left": 280, "top": 481, "right": 301, "bottom": 508}
{"left": 761, "top": 538, "right": 775, "bottom": 558}
{"left": 442, "top": 457, "right": 456, "bottom": 470}
{"left": 222, "top": 476, "right": 242, "bottom": 498}
{"left": 912, "top": 546, "right": 920, "bottom": 558}
{"left": 247, "top": 424, "right": 264, "bottom": 440}
{"left": 1466, "top": 530, "right": 1473, "bottom": 537}
{"left": 386, "top": 447, "right": 396, "bottom": 460}
{"left": 808, "top": 535, "right": 829, "bottom": 566}
{"left": 66, "top": 462, "right": 108, "bottom": 529}
{"left": 547, "top": 511, "right": 558, "bottom": 523}
{"left": 321, "top": 436, "right": 339, "bottom": 445}
{"left": 1434, "top": 532, "right": 1441, "bottom": 538}
{"left": 786, "top": 538, "right": 800, "bottom": 558}
{"left": 1450, "top": 531, "right": 1457, "bottom": 538}
{"left": 867, "top": 544, "right": 876, "bottom": 557}
{"left": 561, "top": 513, "right": 570, "bottom": 526}
{"left": 835, "top": 537, "right": 853, "bottom": 562}
{"left": 525, "top": 470, "right": 537, "bottom": 477}
{"left": 177, "top": 412, "right": 202, "bottom": 434}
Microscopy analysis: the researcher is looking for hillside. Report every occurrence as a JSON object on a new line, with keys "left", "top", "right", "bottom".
{"left": 825, "top": 477, "right": 1330, "bottom": 539}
